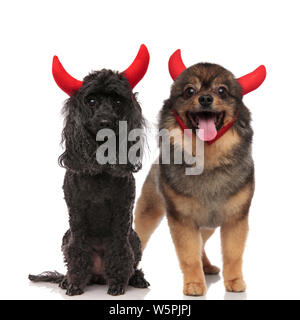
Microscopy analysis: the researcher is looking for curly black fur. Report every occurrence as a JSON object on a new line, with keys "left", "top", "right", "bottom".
{"left": 29, "top": 69, "right": 149, "bottom": 296}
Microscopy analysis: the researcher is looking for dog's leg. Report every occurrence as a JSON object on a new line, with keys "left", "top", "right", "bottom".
{"left": 129, "top": 229, "right": 142, "bottom": 268}
{"left": 221, "top": 215, "right": 248, "bottom": 292}
{"left": 62, "top": 224, "right": 93, "bottom": 296}
{"left": 134, "top": 166, "right": 165, "bottom": 251}
{"left": 167, "top": 214, "right": 206, "bottom": 296}
{"left": 103, "top": 197, "right": 138, "bottom": 296}
{"left": 103, "top": 238, "right": 135, "bottom": 296}
{"left": 200, "top": 229, "right": 220, "bottom": 275}
{"left": 128, "top": 230, "right": 150, "bottom": 288}
{"left": 64, "top": 239, "right": 93, "bottom": 296}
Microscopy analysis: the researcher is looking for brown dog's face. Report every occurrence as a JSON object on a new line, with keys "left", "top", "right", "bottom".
{"left": 168, "top": 63, "right": 242, "bottom": 141}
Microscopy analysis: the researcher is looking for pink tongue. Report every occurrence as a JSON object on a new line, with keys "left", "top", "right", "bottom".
{"left": 197, "top": 117, "right": 217, "bottom": 141}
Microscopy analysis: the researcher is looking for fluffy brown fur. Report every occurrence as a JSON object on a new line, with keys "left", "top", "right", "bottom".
{"left": 134, "top": 63, "right": 254, "bottom": 296}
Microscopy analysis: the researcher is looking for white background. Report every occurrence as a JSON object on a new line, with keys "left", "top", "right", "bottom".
{"left": 0, "top": 0, "right": 300, "bottom": 300}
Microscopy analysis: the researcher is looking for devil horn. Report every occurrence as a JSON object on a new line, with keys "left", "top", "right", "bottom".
{"left": 121, "top": 44, "right": 150, "bottom": 89}
{"left": 52, "top": 56, "right": 83, "bottom": 96}
{"left": 168, "top": 49, "right": 187, "bottom": 80}
{"left": 237, "top": 65, "right": 266, "bottom": 95}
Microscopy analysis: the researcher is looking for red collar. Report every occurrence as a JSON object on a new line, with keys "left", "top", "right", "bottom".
{"left": 172, "top": 109, "right": 238, "bottom": 145}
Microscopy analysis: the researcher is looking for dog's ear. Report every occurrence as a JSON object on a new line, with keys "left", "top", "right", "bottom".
{"left": 127, "top": 94, "right": 144, "bottom": 131}
{"left": 59, "top": 99, "right": 97, "bottom": 173}
{"left": 125, "top": 93, "right": 145, "bottom": 173}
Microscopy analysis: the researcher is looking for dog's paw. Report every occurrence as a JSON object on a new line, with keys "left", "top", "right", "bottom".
{"left": 183, "top": 282, "right": 207, "bottom": 296}
{"left": 224, "top": 278, "right": 246, "bottom": 292}
{"left": 59, "top": 277, "right": 68, "bottom": 290}
{"left": 130, "top": 277, "right": 150, "bottom": 289}
{"left": 107, "top": 284, "right": 126, "bottom": 296}
{"left": 129, "top": 270, "right": 150, "bottom": 288}
{"left": 66, "top": 284, "right": 84, "bottom": 296}
{"left": 203, "top": 264, "right": 220, "bottom": 275}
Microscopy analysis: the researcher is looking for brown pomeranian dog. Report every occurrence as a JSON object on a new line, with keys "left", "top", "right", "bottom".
{"left": 134, "top": 50, "right": 266, "bottom": 296}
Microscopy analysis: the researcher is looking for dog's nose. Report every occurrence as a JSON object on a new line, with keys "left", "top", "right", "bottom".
{"left": 199, "top": 95, "right": 213, "bottom": 107}
{"left": 94, "top": 114, "right": 114, "bottom": 127}
{"left": 99, "top": 119, "right": 111, "bottom": 125}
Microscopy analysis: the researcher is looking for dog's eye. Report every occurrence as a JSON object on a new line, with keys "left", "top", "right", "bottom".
{"left": 113, "top": 98, "right": 122, "bottom": 107}
{"left": 183, "top": 87, "right": 196, "bottom": 99}
{"left": 87, "top": 98, "right": 96, "bottom": 107}
{"left": 218, "top": 86, "right": 227, "bottom": 97}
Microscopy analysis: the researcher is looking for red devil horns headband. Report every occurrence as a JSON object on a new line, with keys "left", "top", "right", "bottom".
{"left": 168, "top": 49, "right": 266, "bottom": 95}
{"left": 52, "top": 44, "right": 150, "bottom": 96}
{"left": 52, "top": 56, "right": 82, "bottom": 96}
{"left": 121, "top": 44, "right": 150, "bottom": 89}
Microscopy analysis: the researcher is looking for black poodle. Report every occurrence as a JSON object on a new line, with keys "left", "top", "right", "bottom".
{"left": 29, "top": 45, "right": 150, "bottom": 296}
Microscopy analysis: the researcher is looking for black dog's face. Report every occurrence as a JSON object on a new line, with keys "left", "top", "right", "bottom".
{"left": 163, "top": 63, "right": 244, "bottom": 141}
{"left": 78, "top": 69, "right": 142, "bottom": 136}
{"left": 60, "top": 69, "right": 144, "bottom": 174}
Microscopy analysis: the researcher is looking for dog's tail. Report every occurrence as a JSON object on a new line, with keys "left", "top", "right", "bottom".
{"left": 28, "top": 271, "right": 64, "bottom": 284}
